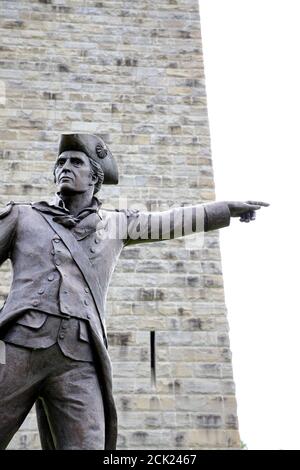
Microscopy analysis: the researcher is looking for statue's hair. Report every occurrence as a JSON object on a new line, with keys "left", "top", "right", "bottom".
{"left": 88, "top": 158, "right": 105, "bottom": 194}
{"left": 53, "top": 155, "right": 104, "bottom": 194}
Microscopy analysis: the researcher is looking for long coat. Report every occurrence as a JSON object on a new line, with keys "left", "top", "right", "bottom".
{"left": 0, "top": 197, "right": 230, "bottom": 449}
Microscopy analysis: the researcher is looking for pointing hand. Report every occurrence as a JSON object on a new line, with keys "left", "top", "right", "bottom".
{"left": 227, "top": 201, "right": 270, "bottom": 223}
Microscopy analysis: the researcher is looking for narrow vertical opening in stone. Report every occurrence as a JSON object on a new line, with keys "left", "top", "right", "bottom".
{"left": 150, "top": 330, "right": 156, "bottom": 388}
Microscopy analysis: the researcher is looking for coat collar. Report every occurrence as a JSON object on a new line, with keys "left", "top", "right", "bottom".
{"left": 49, "top": 193, "right": 103, "bottom": 219}
{"left": 32, "top": 194, "right": 105, "bottom": 239}
{"left": 33, "top": 193, "right": 103, "bottom": 219}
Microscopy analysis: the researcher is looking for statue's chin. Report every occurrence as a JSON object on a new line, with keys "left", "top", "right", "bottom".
{"left": 58, "top": 183, "right": 77, "bottom": 195}
{"left": 59, "top": 184, "right": 89, "bottom": 197}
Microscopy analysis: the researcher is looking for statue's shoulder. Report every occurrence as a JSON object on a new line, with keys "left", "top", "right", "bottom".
{"left": 113, "top": 208, "right": 140, "bottom": 218}
{"left": 0, "top": 204, "right": 13, "bottom": 220}
{"left": 0, "top": 201, "right": 32, "bottom": 220}
{"left": 99, "top": 208, "right": 141, "bottom": 225}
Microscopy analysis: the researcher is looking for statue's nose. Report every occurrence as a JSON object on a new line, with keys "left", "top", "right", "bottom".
{"left": 61, "top": 160, "right": 72, "bottom": 171}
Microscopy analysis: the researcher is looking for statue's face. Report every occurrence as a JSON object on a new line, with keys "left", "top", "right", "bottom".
{"left": 54, "top": 150, "right": 96, "bottom": 194}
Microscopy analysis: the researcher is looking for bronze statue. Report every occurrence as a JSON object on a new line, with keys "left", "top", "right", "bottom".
{"left": 0, "top": 134, "right": 269, "bottom": 449}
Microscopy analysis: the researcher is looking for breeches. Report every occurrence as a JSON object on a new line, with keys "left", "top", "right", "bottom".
{"left": 0, "top": 342, "right": 105, "bottom": 450}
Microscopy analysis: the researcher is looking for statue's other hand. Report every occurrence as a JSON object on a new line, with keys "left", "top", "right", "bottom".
{"left": 227, "top": 200, "right": 270, "bottom": 223}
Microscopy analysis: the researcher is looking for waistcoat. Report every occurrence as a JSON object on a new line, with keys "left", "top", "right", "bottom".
{"left": 3, "top": 312, "right": 94, "bottom": 362}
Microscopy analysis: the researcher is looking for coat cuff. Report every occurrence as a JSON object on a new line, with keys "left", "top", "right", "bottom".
{"left": 204, "top": 202, "right": 231, "bottom": 231}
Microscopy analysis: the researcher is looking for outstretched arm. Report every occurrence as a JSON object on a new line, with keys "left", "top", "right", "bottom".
{"left": 124, "top": 200, "right": 269, "bottom": 246}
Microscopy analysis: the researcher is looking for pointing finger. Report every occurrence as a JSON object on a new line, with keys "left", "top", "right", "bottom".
{"left": 246, "top": 200, "right": 270, "bottom": 207}
{"left": 246, "top": 204, "right": 261, "bottom": 211}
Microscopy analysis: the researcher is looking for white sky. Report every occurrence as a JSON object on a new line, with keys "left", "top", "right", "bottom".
{"left": 199, "top": 0, "right": 300, "bottom": 450}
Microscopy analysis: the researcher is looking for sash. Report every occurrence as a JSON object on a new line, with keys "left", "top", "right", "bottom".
{"left": 33, "top": 209, "right": 108, "bottom": 348}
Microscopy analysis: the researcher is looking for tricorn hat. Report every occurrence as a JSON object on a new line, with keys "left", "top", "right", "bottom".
{"left": 58, "top": 133, "right": 119, "bottom": 184}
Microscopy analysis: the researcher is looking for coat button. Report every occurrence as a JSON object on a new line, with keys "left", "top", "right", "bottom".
{"left": 32, "top": 299, "right": 39, "bottom": 307}
{"left": 95, "top": 238, "right": 100, "bottom": 244}
{"left": 84, "top": 287, "right": 89, "bottom": 293}
{"left": 55, "top": 260, "right": 61, "bottom": 266}
{"left": 48, "top": 274, "right": 55, "bottom": 281}
{"left": 87, "top": 314, "right": 91, "bottom": 319}
{"left": 84, "top": 299, "right": 89, "bottom": 306}
{"left": 59, "top": 333, "right": 65, "bottom": 340}
{"left": 38, "top": 288, "right": 45, "bottom": 295}
{"left": 90, "top": 247, "right": 96, "bottom": 253}
{"left": 54, "top": 239, "right": 60, "bottom": 243}
{"left": 51, "top": 250, "right": 55, "bottom": 255}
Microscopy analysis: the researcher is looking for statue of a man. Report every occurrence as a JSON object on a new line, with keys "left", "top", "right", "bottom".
{"left": 0, "top": 134, "right": 268, "bottom": 450}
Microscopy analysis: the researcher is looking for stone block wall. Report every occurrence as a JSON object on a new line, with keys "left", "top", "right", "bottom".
{"left": 0, "top": 0, "right": 240, "bottom": 449}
